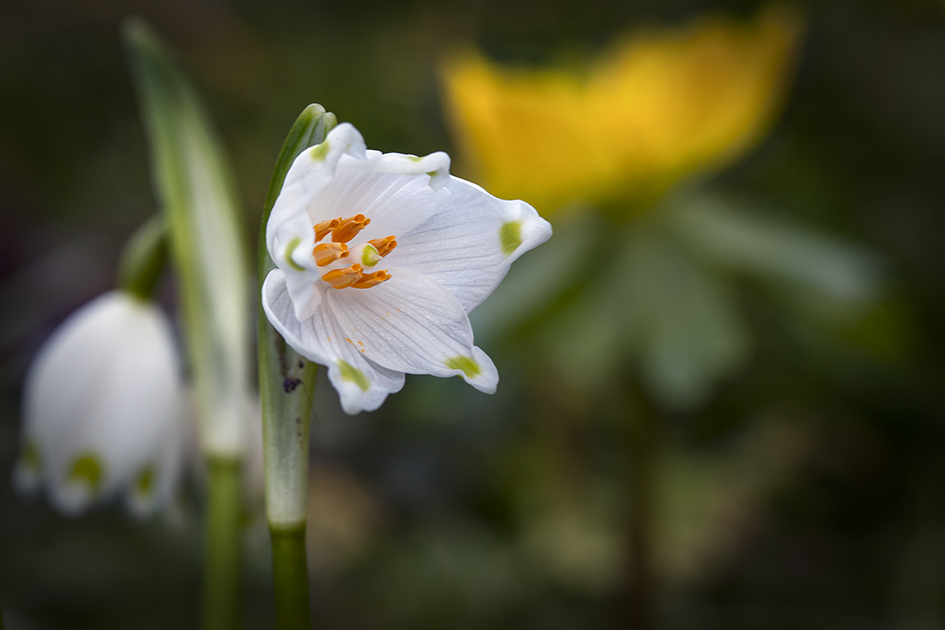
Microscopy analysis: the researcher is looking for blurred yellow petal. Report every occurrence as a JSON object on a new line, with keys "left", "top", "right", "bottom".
{"left": 441, "top": 6, "right": 802, "bottom": 217}
{"left": 441, "top": 52, "right": 616, "bottom": 214}
{"left": 592, "top": 6, "right": 801, "bottom": 195}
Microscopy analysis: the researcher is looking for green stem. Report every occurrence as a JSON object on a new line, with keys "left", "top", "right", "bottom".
{"left": 257, "top": 105, "right": 336, "bottom": 628}
{"left": 270, "top": 525, "right": 311, "bottom": 630}
{"left": 626, "top": 408, "right": 655, "bottom": 630}
{"left": 202, "top": 456, "right": 242, "bottom": 630}
{"left": 613, "top": 382, "right": 656, "bottom": 630}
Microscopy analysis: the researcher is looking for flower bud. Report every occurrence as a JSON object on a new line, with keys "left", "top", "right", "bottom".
{"left": 14, "top": 291, "right": 185, "bottom": 517}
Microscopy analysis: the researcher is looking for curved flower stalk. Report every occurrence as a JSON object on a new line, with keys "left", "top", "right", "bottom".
{"left": 441, "top": 6, "right": 801, "bottom": 215}
{"left": 14, "top": 290, "right": 184, "bottom": 517}
{"left": 262, "top": 122, "right": 552, "bottom": 414}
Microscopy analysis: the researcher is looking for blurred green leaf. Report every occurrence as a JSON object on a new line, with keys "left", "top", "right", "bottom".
{"left": 669, "top": 194, "right": 883, "bottom": 305}
{"left": 469, "top": 210, "right": 600, "bottom": 342}
{"left": 124, "top": 19, "right": 252, "bottom": 455}
{"left": 533, "top": 217, "right": 750, "bottom": 409}
{"left": 623, "top": 226, "right": 751, "bottom": 411}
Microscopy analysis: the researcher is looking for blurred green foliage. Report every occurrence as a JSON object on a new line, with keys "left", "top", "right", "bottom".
{"left": 1, "top": 0, "right": 945, "bottom": 628}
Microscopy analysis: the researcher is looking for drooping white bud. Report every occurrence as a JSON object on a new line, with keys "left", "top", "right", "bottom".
{"left": 15, "top": 290, "right": 185, "bottom": 517}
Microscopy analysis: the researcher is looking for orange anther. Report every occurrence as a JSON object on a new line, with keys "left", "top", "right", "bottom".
{"left": 321, "top": 264, "right": 363, "bottom": 289}
{"left": 313, "top": 242, "right": 349, "bottom": 267}
{"left": 352, "top": 269, "right": 391, "bottom": 289}
{"left": 331, "top": 214, "right": 371, "bottom": 243}
{"left": 368, "top": 236, "right": 397, "bottom": 257}
{"left": 314, "top": 218, "right": 341, "bottom": 242}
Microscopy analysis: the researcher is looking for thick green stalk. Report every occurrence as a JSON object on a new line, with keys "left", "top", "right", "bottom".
{"left": 202, "top": 457, "right": 243, "bottom": 630}
{"left": 258, "top": 104, "right": 334, "bottom": 527}
{"left": 270, "top": 526, "right": 310, "bottom": 630}
{"left": 257, "top": 105, "right": 336, "bottom": 628}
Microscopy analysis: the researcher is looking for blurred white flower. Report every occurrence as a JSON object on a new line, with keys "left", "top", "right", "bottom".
{"left": 14, "top": 290, "right": 185, "bottom": 517}
{"left": 263, "top": 122, "right": 552, "bottom": 414}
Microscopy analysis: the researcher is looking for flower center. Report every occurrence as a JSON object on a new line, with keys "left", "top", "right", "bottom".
{"left": 312, "top": 214, "right": 397, "bottom": 289}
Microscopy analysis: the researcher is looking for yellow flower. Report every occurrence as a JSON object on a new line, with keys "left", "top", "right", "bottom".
{"left": 441, "top": 6, "right": 802, "bottom": 216}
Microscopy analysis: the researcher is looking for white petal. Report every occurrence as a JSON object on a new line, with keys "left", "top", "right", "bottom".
{"left": 124, "top": 416, "right": 183, "bottom": 518}
{"left": 265, "top": 125, "right": 369, "bottom": 324}
{"left": 389, "top": 177, "right": 553, "bottom": 312}
{"left": 22, "top": 292, "right": 184, "bottom": 515}
{"left": 267, "top": 124, "right": 450, "bottom": 251}
{"left": 324, "top": 358, "right": 401, "bottom": 415}
{"left": 267, "top": 122, "right": 366, "bottom": 251}
{"left": 262, "top": 270, "right": 405, "bottom": 414}
{"left": 266, "top": 125, "right": 455, "bottom": 324}
{"left": 325, "top": 268, "right": 499, "bottom": 392}
{"left": 307, "top": 155, "right": 451, "bottom": 243}
{"left": 345, "top": 149, "right": 451, "bottom": 190}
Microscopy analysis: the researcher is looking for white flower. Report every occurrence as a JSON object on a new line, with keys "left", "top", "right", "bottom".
{"left": 262, "top": 123, "right": 552, "bottom": 414}
{"left": 14, "top": 291, "right": 185, "bottom": 517}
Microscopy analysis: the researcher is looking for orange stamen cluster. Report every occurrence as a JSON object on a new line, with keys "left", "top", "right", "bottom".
{"left": 313, "top": 242, "right": 348, "bottom": 267}
{"left": 332, "top": 214, "right": 371, "bottom": 243}
{"left": 321, "top": 264, "right": 364, "bottom": 289}
{"left": 353, "top": 269, "right": 392, "bottom": 289}
{"left": 313, "top": 214, "right": 398, "bottom": 290}
{"left": 368, "top": 235, "right": 398, "bottom": 257}
{"left": 313, "top": 218, "right": 341, "bottom": 242}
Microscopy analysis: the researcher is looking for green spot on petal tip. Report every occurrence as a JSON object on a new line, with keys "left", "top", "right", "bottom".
{"left": 69, "top": 453, "right": 104, "bottom": 492}
{"left": 338, "top": 360, "right": 370, "bottom": 392}
{"left": 135, "top": 465, "right": 156, "bottom": 498}
{"left": 23, "top": 440, "right": 40, "bottom": 470}
{"left": 284, "top": 238, "right": 306, "bottom": 271}
{"left": 445, "top": 356, "right": 481, "bottom": 378}
{"left": 499, "top": 221, "right": 523, "bottom": 256}
{"left": 310, "top": 141, "right": 331, "bottom": 161}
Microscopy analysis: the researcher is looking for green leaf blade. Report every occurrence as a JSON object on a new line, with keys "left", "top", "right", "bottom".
{"left": 124, "top": 19, "right": 252, "bottom": 456}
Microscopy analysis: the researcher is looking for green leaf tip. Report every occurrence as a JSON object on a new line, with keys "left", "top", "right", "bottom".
{"left": 445, "top": 356, "right": 481, "bottom": 378}
{"left": 121, "top": 16, "right": 157, "bottom": 50}
{"left": 120, "top": 17, "right": 180, "bottom": 88}
{"left": 499, "top": 220, "right": 523, "bottom": 256}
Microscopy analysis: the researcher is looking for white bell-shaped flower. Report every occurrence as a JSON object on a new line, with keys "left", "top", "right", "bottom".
{"left": 14, "top": 290, "right": 185, "bottom": 517}
{"left": 262, "top": 122, "right": 553, "bottom": 414}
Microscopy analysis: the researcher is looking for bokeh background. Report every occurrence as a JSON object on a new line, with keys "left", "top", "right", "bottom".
{"left": 2, "top": 0, "right": 945, "bottom": 628}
